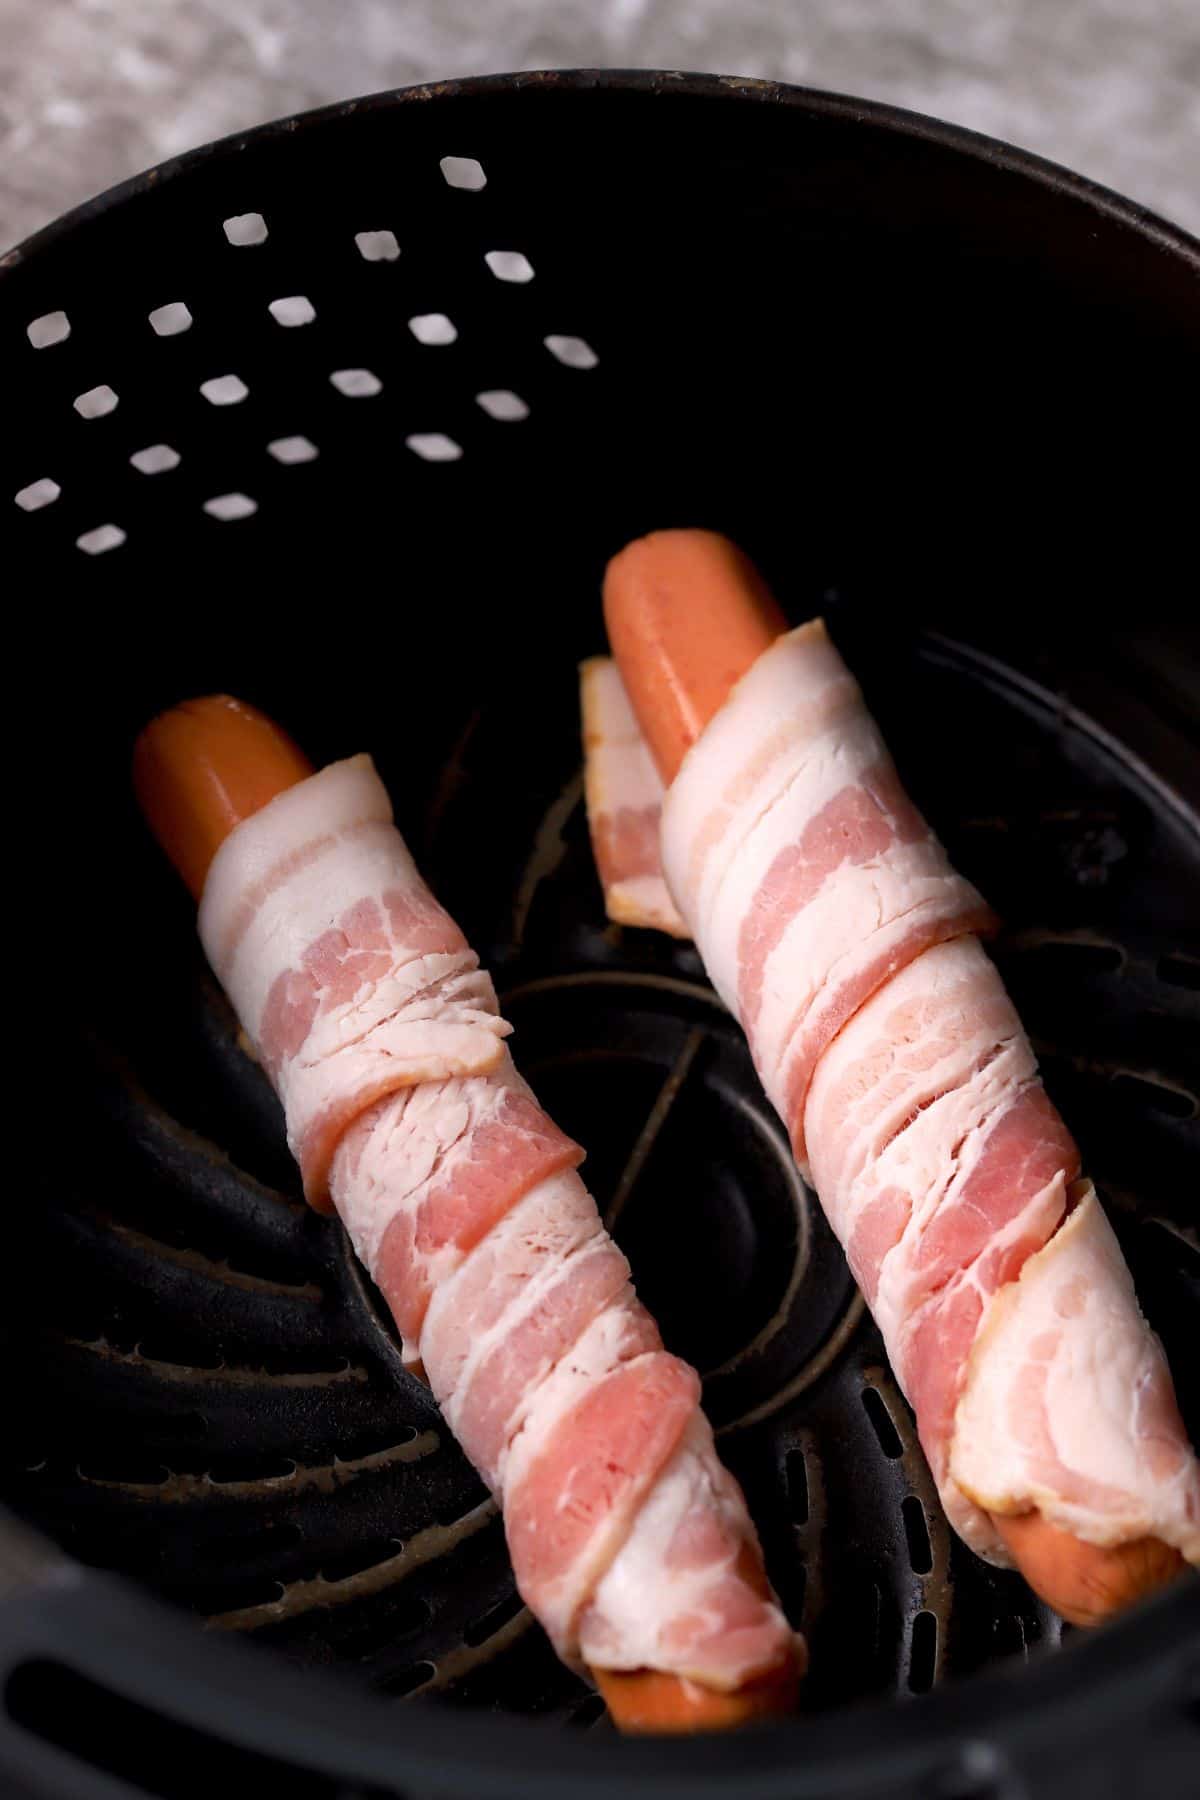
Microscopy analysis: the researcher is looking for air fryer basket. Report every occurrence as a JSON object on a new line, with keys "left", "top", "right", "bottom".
{"left": 3, "top": 70, "right": 1199, "bottom": 1800}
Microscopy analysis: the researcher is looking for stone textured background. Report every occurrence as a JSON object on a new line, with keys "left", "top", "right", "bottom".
{"left": 1, "top": 0, "right": 1197, "bottom": 251}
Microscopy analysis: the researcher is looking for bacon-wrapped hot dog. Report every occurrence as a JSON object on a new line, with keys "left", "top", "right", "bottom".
{"left": 134, "top": 694, "right": 804, "bottom": 1729}
{"left": 603, "top": 530, "right": 1199, "bottom": 1623}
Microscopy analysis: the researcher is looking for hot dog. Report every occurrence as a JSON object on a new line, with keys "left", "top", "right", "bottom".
{"left": 134, "top": 693, "right": 803, "bottom": 1730}
{"left": 134, "top": 694, "right": 314, "bottom": 900}
{"left": 603, "top": 529, "right": 1198, "bottom": 1624}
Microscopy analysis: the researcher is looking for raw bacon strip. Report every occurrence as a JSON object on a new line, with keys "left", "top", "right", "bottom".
{"left": 334, "top": 1052, "right": 584, "bottom": 1356}
{"left": 580, "top": 1415, "right": 794, "bottom": 1692}
{"left": 805, "top": 936, "right": 1025, "bottom": 1214}
{"left": 506, "top": 1339, "right": 701, "bottom": 1663}
{"left": 418, "top": 1178, "right": 795, "bottom": 1677}
{"left": 419, "top": 1169, "right": 797, "bottom": 1675}
{"left": 418, "top": 1168, "right": 605, "bottom": 1415}
{"left": 580, "top": 657, "right": 689, "bottom": 937}
{"left": 189, "top": 736, "right": 797, "bottom": 1696}
{"left": 658, "top": 625, "right": 1198, "bottom": 1573}
{"left": 603, "top": 532, "right": 1200, "bottom": 1613}
{"left": 441, "top": 1232, "right": 632, "bottom": 1492}
{"left": 951, "top": 1188, "right": 1200, "bottom": 1561}
{"left": 804, "top": 939, "right": 1090, "bottom": 1554}
{"left": 200, "top": 755, "right": 509, "bottom": 1206}
{"left": 660, "top": 622, "right": 994, "bottom": 1168}
{"left": 656, "top": 633, "right": 1104, "bottom": 1560}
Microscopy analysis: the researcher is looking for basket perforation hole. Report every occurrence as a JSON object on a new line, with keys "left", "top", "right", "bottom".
{"left": 133, "top": 1333, "right": 222, "bottom": 1370}
{"left": 203, "top": 493, "right": 257, "bottom": 522}
{"left": 223, "top": 212, "right": 267, "bottom": 246}
{"left": 1159, "top": 953, "right": 1200, "bottom": 992}
{"left": 205, "top": 1451, "right": 296, "bottom": 1484}
{"left": 200, "top": 374, "right": 248, "bottom": 407}
{"left": 484, "top": 249, "right": 534, "bottom": 283}
{"left": 476, "top": 388, "right": 529, "bottom": 422}
{"left": 406, "top": 433, "right": 462, "bottom": 463}
{"left": 785, "top": 1446, "right": 809, "bottom": 1524}
{"left": 268, "top": 435, "right": 318, "bottom": 465}
{"left": 1023, "top": 939, "right": 1125, "bottom": 977}
{"left": 74, "top": 385, "right": 118, "bottom": 419}
{"left": 377, "top": 1660, "right": 437, "bottom": 1698}
{"left": 789, "top": 1562, "right": 809, "bottom": 1619}
{"left": 440, "top": 155, "right": 486, "bottom": 190}
{"left": 170, "top": 1411, "right": 211, "bottom": 1440}
{"left": 14, "top": 477, "right": 60, "bottom": 511}
{"left": 27, "top": 310, "right": 70, "bottom": 348}
{"left": 464, "top": 1585, "right": 526, "bottom": 1647}
{"left": 333, "top": 1424, "right": 421, "bottom": 1462}
{"left": 862, "top": 1384, "right": 904, "bottom": 1458}
{"left": 1142, "top": 1217, "right": 1200, "bottom": 1278}
{"left": 333, "top": 1595, "right": 432, "bottom": 1660}
{"left": 908, "top": 1608, "right": 939, "bottom": 1694}
{"left": 355, "top": 229, "right": 400, "bottom": 262}
{"left": 130, "top": 443, "right": 180, "bottom": 475}
{"left": 330, "top": 368, "right": 381, "bottom": 397}
{"left": 319, "top": 1541, "right": 402, "bottom": 1583}
{"left": 545, "top": 334, "right": 598, "bottom": 369}
{"left": 858, "top": 1576, "right": 884, "bottom": 1664}
{"left": 902, "top": 1495, "right": 933, "bottom": 1574}
{"left": 205, "top": 1519, "right": 303, "bottom": 1562}
{"left": 408, "top": 312, "right": 457, "bottom": 346}
{"left": 148, "top": 302, "right": 192, "bottom": 337}
{"left": 1109, "top": 1071, "right": 1196, "bottom": 1120}
{"left": 199, "top": 1573, "right": 286, "bottom": 1614}
{"left": 268, "top": 295, "right": 316, "bottom": 328}
{"left": 76, "top": 1452, "right": 169, "bottom": 1485}
{"left": 990, "top": 1613, "right": 1029, "bottom": 1662}
{"left": 76, "top": 523, "right": 125, "bottom": 555}
{"left": 569, "top": 1693, "right": 608, "bottom": 1728}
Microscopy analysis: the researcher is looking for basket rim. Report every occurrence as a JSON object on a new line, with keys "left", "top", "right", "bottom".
{"left": 3, "top": 67, "right": 1199, "bottom": 275}
{"left": 2, "top": 1539, "right": 1197, "bottom": 1795}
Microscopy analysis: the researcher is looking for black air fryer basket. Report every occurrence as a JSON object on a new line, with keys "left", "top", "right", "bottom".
{"left": 3, "top": 71, "right": 1199, "bottom": 1800}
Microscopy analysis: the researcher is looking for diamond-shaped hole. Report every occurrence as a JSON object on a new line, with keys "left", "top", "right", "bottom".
{"left": 406, "top": 433, "right": 462, "bottom": 462}
{"left": 15, "top": 477, "right": 61, "bottom": 512}
{"left": 440, "top": 156, "right": 486, "bottom": 191}
{"left": 223, "top": 212, "right": 267, "bottom": 245}
{"left": 74, "top": 385, "right": 119, "bottom": 419}
{"left": 484, "top": 250, "right": 534, "bottom": 284}
{"left": 200, "top": 374, "right": 248, "bottom": 406}
{"left": 268, "top": 295, "right": 316, "bottom": 328}
{"left": 408, "top": 313, "right": 457, "bottom": 347}
{"left": 28, "top": 310, "right": 71, "bottom": 348}
{"left": 203, "top": 492, "right": 257, "bottom": 521}
{"left": 77, "top": 523, "right": 125, "bottom": 555}
{"left": 130, "top": 443, "right": 180, "bottom": 475}
{"left": 476, "top": 389, "right": 529, "bottom": 422}
{"left": 545, "top": 334, "right": 598, "bottom": 370}
{"left": 355, "top": 229, "right": 400, "bottom": 263}
{"left": 330, "top": 368, "right": 382, "bottom": 397}
{"left": 268, "top": 435, "right": 319, "bottom": 465}
{"left": 148, "top": 302, "right": 193, "bottom": 337}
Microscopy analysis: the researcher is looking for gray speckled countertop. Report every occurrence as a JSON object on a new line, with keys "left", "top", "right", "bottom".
{"left": 1, "top": 1, "right": 1197, "bottom": 250}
